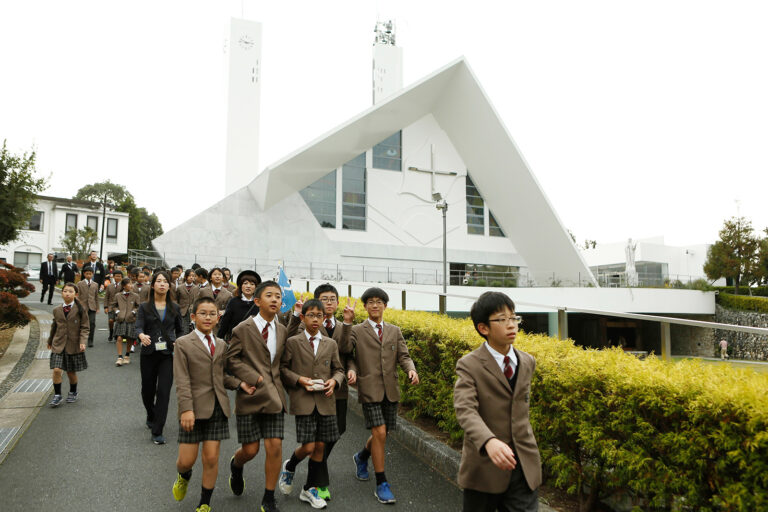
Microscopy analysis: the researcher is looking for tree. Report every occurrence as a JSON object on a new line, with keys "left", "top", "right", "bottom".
{"left": 0, "top": 140, "right": 48, "bottom": 245}
{"left": 74, "top": 180, "right": 130, "bottom": 206}
{"left": 60, "top": 227, "right": 99, "bottom": 260}
{"left": 755, "top": 229, "right": 768, "bottom": 286}
{"left": 704, "top": 216, "right": 760, "bottom": 294}
{"left": 0, "top": 261, "right": 35, "bottom": 328}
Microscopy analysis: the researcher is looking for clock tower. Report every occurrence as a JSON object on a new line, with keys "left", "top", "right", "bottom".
{"left": 225, "top": 18, "right": 262, "bottom": 196}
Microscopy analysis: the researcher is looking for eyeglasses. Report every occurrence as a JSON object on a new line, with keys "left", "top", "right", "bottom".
{"left": 318, "top": 297, "right": 338, "bottom": 304}
{"left": 195, "top": 312, "right": 218, "bottom": 318}
{"left": 304, "top": 313, "right": 324, "bottom": 319}
{"left": 488, "top": 316, "right": 523, "bottom": 326}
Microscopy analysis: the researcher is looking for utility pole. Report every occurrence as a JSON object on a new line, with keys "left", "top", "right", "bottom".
{"left": 99, "top": 192, "right": 107, "bottom": 262}
{"left": 436, "top": 198, "right": 448, "bottom": 314}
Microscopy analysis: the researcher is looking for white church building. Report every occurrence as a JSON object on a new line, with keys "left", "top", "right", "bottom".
{"left": 153, "top": 20, "right": 596, "bottom": 288}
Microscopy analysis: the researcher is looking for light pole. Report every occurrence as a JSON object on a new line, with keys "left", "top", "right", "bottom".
{"left": 435, "top": 194, "right": 448, "bottom": 314}
{"left": 99, "top": 192, "right": 107, "bottom": 262}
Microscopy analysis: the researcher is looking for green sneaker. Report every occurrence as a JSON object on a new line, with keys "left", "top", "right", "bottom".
{"left": 316, "top": 486, "right": 331, "bottom": 501}
{"left": 195, "top": 505, "right": 212, "bottom": 512}
{"left": 172, "top": 473, "right": 189, "bottom": 501}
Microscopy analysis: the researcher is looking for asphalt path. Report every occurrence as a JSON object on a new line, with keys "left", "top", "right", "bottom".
{"left": 0, "top": 295, "right": 462, "bottom": 511}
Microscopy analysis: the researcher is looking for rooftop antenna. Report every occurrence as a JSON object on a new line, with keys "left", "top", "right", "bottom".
{"left": 372, "top": 19, "right": 402, "bottom": 104}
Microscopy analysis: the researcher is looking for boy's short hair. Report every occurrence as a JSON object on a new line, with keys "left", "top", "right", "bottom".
{"left": 470, "top": 291, "right": 516, "bottom": 339}
{"left": 184, "top": 268, "right": 195, "bottom": 280}
{"left": 191, "top": 263, "right": 201, "bottom": 270}
{"left": 122, "top": 278, "right": 132, "bottom": 286}
{"left": 82, "top": 267, "right": 93, "bottom": 275}
{"left": 361, "top": 287, "right": 389, "bottom": 305}
{"left": 191, "top": 297, "right": 217, "bottom": 315}
{"left": 112, "top": 270, "right": 123, "bottom": 276}
{"left": 222, "top": 267, "right": 231, "bottom": 274}
{"left": 302, "top": 299, "right": 324, "bottom": 316}
{"left": 313, "top": 283, "right": 339, "bottom": 300}
{"left": 142, "top": 270, "right": 151, "bottom": 277}
{"left": 194, "top": 268, "right": 209, "bottom": 279}
{"left": 174, "top": 264, "right": 183, "bottom": 270}
{"left": 209, "top": 267, "right": 224, "bottom": 279}
{"left": 255, "top": 280, "right": 281, "bottom": 299}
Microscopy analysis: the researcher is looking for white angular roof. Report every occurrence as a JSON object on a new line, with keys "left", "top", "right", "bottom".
{"left": 248, "top": 57, "right": 596, "bottom": 285}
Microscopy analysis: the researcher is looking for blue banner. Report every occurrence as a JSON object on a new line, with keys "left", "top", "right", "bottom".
{"left": 278, "top": 267, "right": 297, "bottom": 314}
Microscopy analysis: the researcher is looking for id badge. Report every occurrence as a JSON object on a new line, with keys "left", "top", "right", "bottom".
{"left": 155, "top": 336, "right": 167, "bottom": 351}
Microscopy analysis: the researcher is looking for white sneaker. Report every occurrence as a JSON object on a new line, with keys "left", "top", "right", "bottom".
{"left": 115, "top": 356, "right": 123, "bottom": 367}
{"left": 299, "top": 487, "right": 327, "bottom": 509}
{"left": 123, "top": 356, "right": 130, "bottom": 365}
{"left": 278, "top": 459, "right": 294, "bottom": 495}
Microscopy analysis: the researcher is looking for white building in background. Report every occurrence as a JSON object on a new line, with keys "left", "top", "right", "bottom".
{"left": 582, "top": 236, "right": 723, "bottom": 287}
{"left": 0, "top": 195, "right": 130, "bottom": 272}
{"left": 153, "top": 20, "right": 595, "bottom": 287}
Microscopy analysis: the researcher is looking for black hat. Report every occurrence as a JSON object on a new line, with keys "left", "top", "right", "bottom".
{"left": 236, "top": 270, "right": 262, "bottom": 288}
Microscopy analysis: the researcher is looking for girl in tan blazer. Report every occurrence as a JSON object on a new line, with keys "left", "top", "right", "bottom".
{"left": 114, "top": 279, "right": 140, "bottom": 367}
{"left": 172, "top": 297, "right": 242, "bottom": 512}
{"left": 278, "top": 299, "right": 345, "bottom": 508}
{"left": 47, "top": 283, "right": 89, "bottom": 407}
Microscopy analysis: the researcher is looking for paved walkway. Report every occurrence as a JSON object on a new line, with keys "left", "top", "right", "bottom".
{"left": 0, "top": 297, "right": 463, "bottom": 511}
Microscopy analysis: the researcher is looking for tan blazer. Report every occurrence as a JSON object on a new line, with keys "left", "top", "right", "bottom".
{"left": 76, "top": 279, "right": 99, "bottom": 311}
{"left": 176, "top": 283, "right": 199, "bottom": 316}
{"left": 104, "top": 282, "right": 122, "bottom": 312}
{"left": 453, "top": 345, "right": 542, "bottom": 494}
{"left": 226, "top": 318, "right": 287, "bottom": 415}
{"left": 280, "top": 333, "right": 344, "bottom": 416}
{"left": 47, "top": 301, "right": 89, "bottom": 354}
{"left": 198, "top": 285, "right": 233, "bottom": 311}
{"left": 115, "top": 291, "right": 140, "bottom": 323}
{"left": 288, "top": 319, "right": 353, "bottom": 399}
{"left": 174, "top": 331, "right": 238, "bottom": 419}
{"left": 134, "top": 283, "right": 151, "bottom": 303}
{"left": 339, "top": 321, "right": 415, "bottom": 404}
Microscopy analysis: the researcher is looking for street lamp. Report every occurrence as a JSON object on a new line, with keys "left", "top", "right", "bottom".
{"left": 434, "top": 192, "right": 448, "bottom": 314}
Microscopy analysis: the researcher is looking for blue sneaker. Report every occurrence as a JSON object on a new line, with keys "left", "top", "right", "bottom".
{"left": 353, "top": 452, "right": 369, "bottom": 481}
{"left": 375, "top": 481, "right": 396, "bottom": 504}
{"left": 278, "top": 459, "right": 294, "bottom": 495}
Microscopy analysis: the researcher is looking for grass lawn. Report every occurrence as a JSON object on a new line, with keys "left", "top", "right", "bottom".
{"left": 672, "top": 355, "right": 768, "bottom": 374}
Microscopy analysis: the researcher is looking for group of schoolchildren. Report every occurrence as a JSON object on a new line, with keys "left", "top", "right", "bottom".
{"left": 47, "top": 261, "right": 542, "bottom": 512}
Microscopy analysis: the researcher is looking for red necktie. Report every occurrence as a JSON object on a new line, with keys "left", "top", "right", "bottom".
{"left": 376, "top": 324, "right": 383, "bottom": 342}
{"left": 205, "top": 334, "right": 215, "bottom": 357}
{"left": 213, "top": 289, "right": 219, "bottom": 297}
{"left": 261, "top": 323, "right": 269, "bottom": 343}
{"left": 503, "top": 356, "right": 514, "bottom": 380}
{"left": 325, "top": 319, "right": 332, "bottom": 332}
{"left": 63, "top": 304, "right": 71, "bottom": 315}
{"left": 309, "top": 336, "right": 315, "bottom": 351}
{"left": 186, "top": 284, "right": 192, "bottom": 290}
{"left": 124, "top": 292, "right": 129, "bottom": 297}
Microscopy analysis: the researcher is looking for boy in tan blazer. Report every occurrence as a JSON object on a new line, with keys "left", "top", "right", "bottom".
{"left": 225, "top": 281, "right": 288, "bottom": 512}
{"left": 177, "top": 269, "right": 200, "bottom": 334}
{"left": 278, "top": 299, "right": 345, "bottom": 508}
{"left": 114, "top": 279, "right": 140, "bottom": 366}
{"left": 172, "top": 297, "right": 241, "bottom": 512}
{"left": 340, "top": 287, "right": 419, "bottom": 505}
{"left": 47, "top": 283, "right": 89, "bottom": 406}
{"left": 76, "top": 267, "right": 100, "bottom": 347}
{"left": 197, "top": 267, "right": 233, "bottom": 314}
{"left": 133, "top": 271, "right": 151, "bottom": 303}
{"left": 453, "top": 291, "right": 541, "bottom": 512}
{"left": 104, "top": 270, "right": 123, "bottom": 341}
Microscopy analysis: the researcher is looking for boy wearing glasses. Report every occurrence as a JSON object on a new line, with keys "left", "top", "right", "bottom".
{"left": 341, "top": 287, "right": 419, "bottom": 505}
{"left": 277, "top": 299, "right": 345, "bottom": 508}
{"left": 453, "top": 291, "right": 541, "bottom": 511}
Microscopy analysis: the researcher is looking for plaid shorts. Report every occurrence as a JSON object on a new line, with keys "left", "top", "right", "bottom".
{"left": 236, "top": 412, "right": 284, "bottom": 444}
{"left": 108, "top": 311, "right": 116, "bottom": 321}
{"left": 114, "top": 321, "right": 136, "bottom": 339}
{"left": 178, "top": 400, "right": 230, "bottom": 444}
{"left": 362, "top": 399, "right": 398, "bottom": 432}
{"left": 295, "top": 409, "right": 340, "bottom": 444}
{"left": 50, "top": 351, "right": 88, "bottom": 372}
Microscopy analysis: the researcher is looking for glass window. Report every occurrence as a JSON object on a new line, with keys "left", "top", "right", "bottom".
{"left": 107, "top": 218, "right": 118, "bottom": 239}
{"left": 466, "top": 174, "right": 485, "bottom": 235}
{"left": 13, "top": 251, "right": 42, "bottom": 269}
{"left": 24, "top": 211, "right": 44, "bottom": 231}
{"left": 299, "top": 170, "right": 337, "bottom": 228}
{"left": 87, "top": 215, "right": 98, "bottom": 232}
{"left": 489, "top": 211, "right": 505, "bottom": 237}
{"left": 65, "top": 213, "right": 78, "bottom": 233}
{"left": 372, "top": 131, "right": 401, "bottom": 171}
{"left": 342, "top": 153, "right": 366, "bottom": 230}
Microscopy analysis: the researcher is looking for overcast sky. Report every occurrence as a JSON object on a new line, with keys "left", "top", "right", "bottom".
{"left": 2, "top": 1, "right": 767, "bottom": 247}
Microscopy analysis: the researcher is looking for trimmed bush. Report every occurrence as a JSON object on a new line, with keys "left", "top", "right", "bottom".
{"left": 715, "top": 286, "right": 768, "bottom": 297}
{"left": 717, "top": 292, "right": 768, "bottom": 314}
{"left": 0, "top": 261, "right": 34, "bottom": 328}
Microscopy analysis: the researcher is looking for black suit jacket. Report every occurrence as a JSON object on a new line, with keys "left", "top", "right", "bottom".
{"left": 136, "top": 301, "right": 183, "bottom": 356}
{"left": 39, "top": 261, "right": 58, "bottom": 284}
{"left": 83, "top": 261, "right": 105, "bottom": 286}
{"left": 59, "top": 262, "right": 78, "bottom": 283}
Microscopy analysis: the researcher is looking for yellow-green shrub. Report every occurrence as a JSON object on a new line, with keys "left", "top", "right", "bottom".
{"left": 312, "top": 294, "right": 768, "bottom": 510}
{"left": 718, "top": 292, "right": 768, "bottom": 314}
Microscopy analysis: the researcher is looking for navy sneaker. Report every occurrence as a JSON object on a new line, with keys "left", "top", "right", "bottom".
{"left": 375, "top": 481, "right": 396, "bottom": 504}
{"left": 353, "top": 452, "right": 370, "bottom": 481}
{"left": 66, "top": 391, "right": 78, "bottom": 403}
{"left": 49, "top": 394, "right": 63, "bottom": 407}
{"left": 152, "top": 434, "right": 166, "bottom": 445}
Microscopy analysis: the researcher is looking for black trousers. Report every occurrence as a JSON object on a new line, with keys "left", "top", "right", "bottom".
{"left": 323, "top": 398, "right": 348, "bottom": 459}
{"left": 87, "top": 311, "right": 96, "bottom": 346}
{"left": 462, "top": 463, "right": 539, "bottom": 512}
{"left": 140, "top": 352, "right": 173, "bottom": 436}
{"left": 40, "top": 280, "right": 55, "bottom": 304}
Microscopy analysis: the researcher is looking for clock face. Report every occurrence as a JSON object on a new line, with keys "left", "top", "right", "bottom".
{"left": 238, "top": 35, "right": 255, "bottom": 50}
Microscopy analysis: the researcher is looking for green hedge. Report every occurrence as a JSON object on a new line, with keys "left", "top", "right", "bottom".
{"left": 715, "top": 286, "right": 768, "bottom": 297}
{"left": 324, "top": 296, "right": 768, "bottom": 511}
{"left": 717, "top": 292, "right": 768, "bottom": 314}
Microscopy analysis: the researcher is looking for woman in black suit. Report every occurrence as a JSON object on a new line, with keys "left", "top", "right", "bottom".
{"left": 217, "top": 270, "right": 261, "bottom": 341}
{"left": 136, "top": 270, "right": 182, "bottom": 445}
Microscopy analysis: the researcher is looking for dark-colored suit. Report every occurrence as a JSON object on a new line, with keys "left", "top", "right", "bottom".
{"left": 59, "top": 261, "right": 78, "bottom": 283}
{"left": 39, "top": 260, "right": 58, "bottom": 304}
{"left": 82, "top": 260, "right": 106, "bottom": 287}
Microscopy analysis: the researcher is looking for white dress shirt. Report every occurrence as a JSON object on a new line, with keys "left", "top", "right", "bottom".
{"left": 484, "top": 342, "right": 518, "bottom": 377}
{"left": 253, "top": 313, "right": 277, "bottom": 362}
{"left": 304, "top": 329, "right": 320, "bottom": 356}
{"left": 194, "top": 328, "right": 215, "bottom": 355}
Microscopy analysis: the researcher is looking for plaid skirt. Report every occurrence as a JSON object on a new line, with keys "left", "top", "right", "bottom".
{"left": 236, "top": 412, "right": 284, "bottom": 444}
{"left": 178, "top": 400, "right": 230, "bottom": 444}
{"left": 50, "top": 351, "right": 88, "bottom": 372}
{"left": 108, "top": 311, "right": 116, "bottom": 321}
{"left": 362, "top": 399, "right": 398, "bottom": 432}
{"left": 295, "top": 409, "right": 340, "bottom": 444}
{"left": 114, "top": 321, "right": 136, "bottom": 339}
{"left": 181, "top": 313, "right": 193, "bottom": 335}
